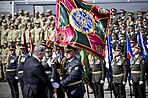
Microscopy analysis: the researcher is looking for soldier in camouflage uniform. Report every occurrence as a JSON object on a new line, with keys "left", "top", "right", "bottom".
{"left": 111, "top": 44, "right": 128, "bottom": 98}
{"left": 32, "top": 19, "right": 44, "bottom": 45}
{"left": 11, "top": 23, "right": 20, "bottom": 43}
{"left": 7, "top": 24, "right": 15, "bottom": 42}
{"left": 25, "top": 22, "right": 33, "bottom": 44}
{"left": 7, "top": 13, "right": 12, "bottom": 29}
{"left": 47, "top": 9, "right": 55, "bottom": 21}
{"left": 1, "top": 41, "right": 9, "bottom": 81}
{"left": 1, "top": 23, "right": 9, "bottom": 45}
{"left": 130, "top": 44, "right": 146, "bottom": 98}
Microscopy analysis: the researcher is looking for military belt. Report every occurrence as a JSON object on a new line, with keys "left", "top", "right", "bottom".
{"left": 131, "top": 71, "right": 141, "bottom": 74}
{"left": 6, "top": 69, "right": 16, "bottom": 72}
{"left": 92, "top": 71, "right": 102, "bottom": 74}
{"left": 18, "top": 71, "right": 23, "bottom": 74}
{"left": 113, "top": 73, "right": 124, "bottom": 77}
{"left": 67, "top": 80, "right": 82, "bottom": 86}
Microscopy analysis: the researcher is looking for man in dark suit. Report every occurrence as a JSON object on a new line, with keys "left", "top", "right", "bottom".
{"left": 23, "top": 44, "right": 56, "bottom": 98}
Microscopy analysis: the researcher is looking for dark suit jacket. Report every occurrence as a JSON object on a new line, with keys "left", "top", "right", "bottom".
{"left": 23, "top": 56, "right": 54, "bottom": 98}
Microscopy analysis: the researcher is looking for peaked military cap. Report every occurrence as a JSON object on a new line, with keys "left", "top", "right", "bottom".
{"left": 45, "top": 47, "right": 52, "bottom": 52}
{"left": 139, "top": 26, "right": 144, "bottom": 30}
{"left": 143, "top": 18, "right": 147, "bottom": 22}
{"left": 64, "top": 45, "right": 77, "bottom": 52}
{"left": 20, "top": 44, "right": 26, "bottom": 49}
{"left": 128, "top": 12, "right": 134, "bottom": 16}
{"left": 137, "top": 17, "right": 143, "bottom": 21}
{"left": 129, "top": 25, "right": 134, "bottom": 29}
{"left": 120, "top": 9, "right": 126, "bottom": 13}
{"left": 115, "top": 44, "right": 124, "bottom": 52}
{"left": 111, "top": 8, "right": 117, "bottom": 12}
{"left": 9, "top": 45, "right": 16, "bottom": 50}
{"left": 134, "top": 44, "right": 142, "bottom": 50}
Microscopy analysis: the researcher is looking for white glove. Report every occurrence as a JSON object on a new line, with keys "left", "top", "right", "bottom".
{"left": 52, "top": 82, "right": 60, "bottom": 88}
{"left": 15, "top": 76, "right": 19, "bottom": 80}
{"left": 139, "top": 81, "right": 143, "bottom": 85}
{"left": 122, "top": 81, "right": 126, "bottom": 85}
{"left": 130, "top": 80, "right": 133, "bottom": 85}
{"left": 100, "top": 80, "right": 105, "bottom": 84}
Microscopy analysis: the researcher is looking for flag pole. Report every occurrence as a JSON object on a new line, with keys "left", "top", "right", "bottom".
{"left": 86, "top": 83, "right": 90, "bottom": 98}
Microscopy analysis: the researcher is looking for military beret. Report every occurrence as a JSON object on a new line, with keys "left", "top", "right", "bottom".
{"left": 115, "top": 44, "right": 124, "bottom": 52}
{"left": 111, "top": 8, "right": 117, "bottom": 12}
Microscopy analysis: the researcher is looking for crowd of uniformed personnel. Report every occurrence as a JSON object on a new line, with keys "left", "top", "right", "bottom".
{"left": 0, "top": 8, "right": 148, "bottom": 98}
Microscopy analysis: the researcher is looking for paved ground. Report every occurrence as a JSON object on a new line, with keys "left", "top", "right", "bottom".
{"left": 0, "top": 80, "right": 148, "bottom": 98}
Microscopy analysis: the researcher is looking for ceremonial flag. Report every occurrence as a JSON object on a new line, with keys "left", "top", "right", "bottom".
{"left": 107, "top": 35, "right": 113, "bottom": 80}
{"left": 55, "top": 0, "right": 110, "bottom": 59}
{"left": 107, "top": 35, "right": 113, "bottom": 62}
{"left": 80, "top": 50, "right": 93, "bottom": 89}
{"left": 29, "top": 32, "right": 33, "bottom": 55}
{"left": 137, "top": 31, "right": 148, "bottom": 64}
{"left": 126, "top": 34, "right": 133, "bottom": 60}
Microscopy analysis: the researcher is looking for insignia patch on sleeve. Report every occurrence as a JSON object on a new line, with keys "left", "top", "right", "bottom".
{"left": 74, "top": 66, "right": 79, "bottom": 70}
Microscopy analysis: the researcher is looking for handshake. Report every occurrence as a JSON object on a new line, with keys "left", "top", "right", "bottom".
{"left": 52, "top": 82, "right": 60, "bottom": 93}
{"left": 52, "top": 82, "right": 60, "bottom": 88}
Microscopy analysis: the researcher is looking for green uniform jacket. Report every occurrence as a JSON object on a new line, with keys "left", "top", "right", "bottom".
{"left": 112, "top": 56, "right": 128, "bottom": 83}
{"left": 130, "top": 55, "right": 146, "bottom": 82}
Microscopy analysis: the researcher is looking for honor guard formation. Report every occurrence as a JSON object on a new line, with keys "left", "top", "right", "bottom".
{"left": 0, "top": 4, "right": 148, "bottom": 98}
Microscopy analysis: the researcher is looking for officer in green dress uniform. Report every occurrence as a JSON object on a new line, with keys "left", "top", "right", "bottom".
{"left": 89, "top": 56, "right": 105, "bottom": 98}
{"left": 111, "top": 44, "right": 128, "bottom": 98}
{"left": 130, "top": 44, "right": 146, "bottom": 98}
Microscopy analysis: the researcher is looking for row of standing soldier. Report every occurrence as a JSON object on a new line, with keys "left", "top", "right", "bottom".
{"left": 0, "top": 8, "right": 147, "bottom": 98}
